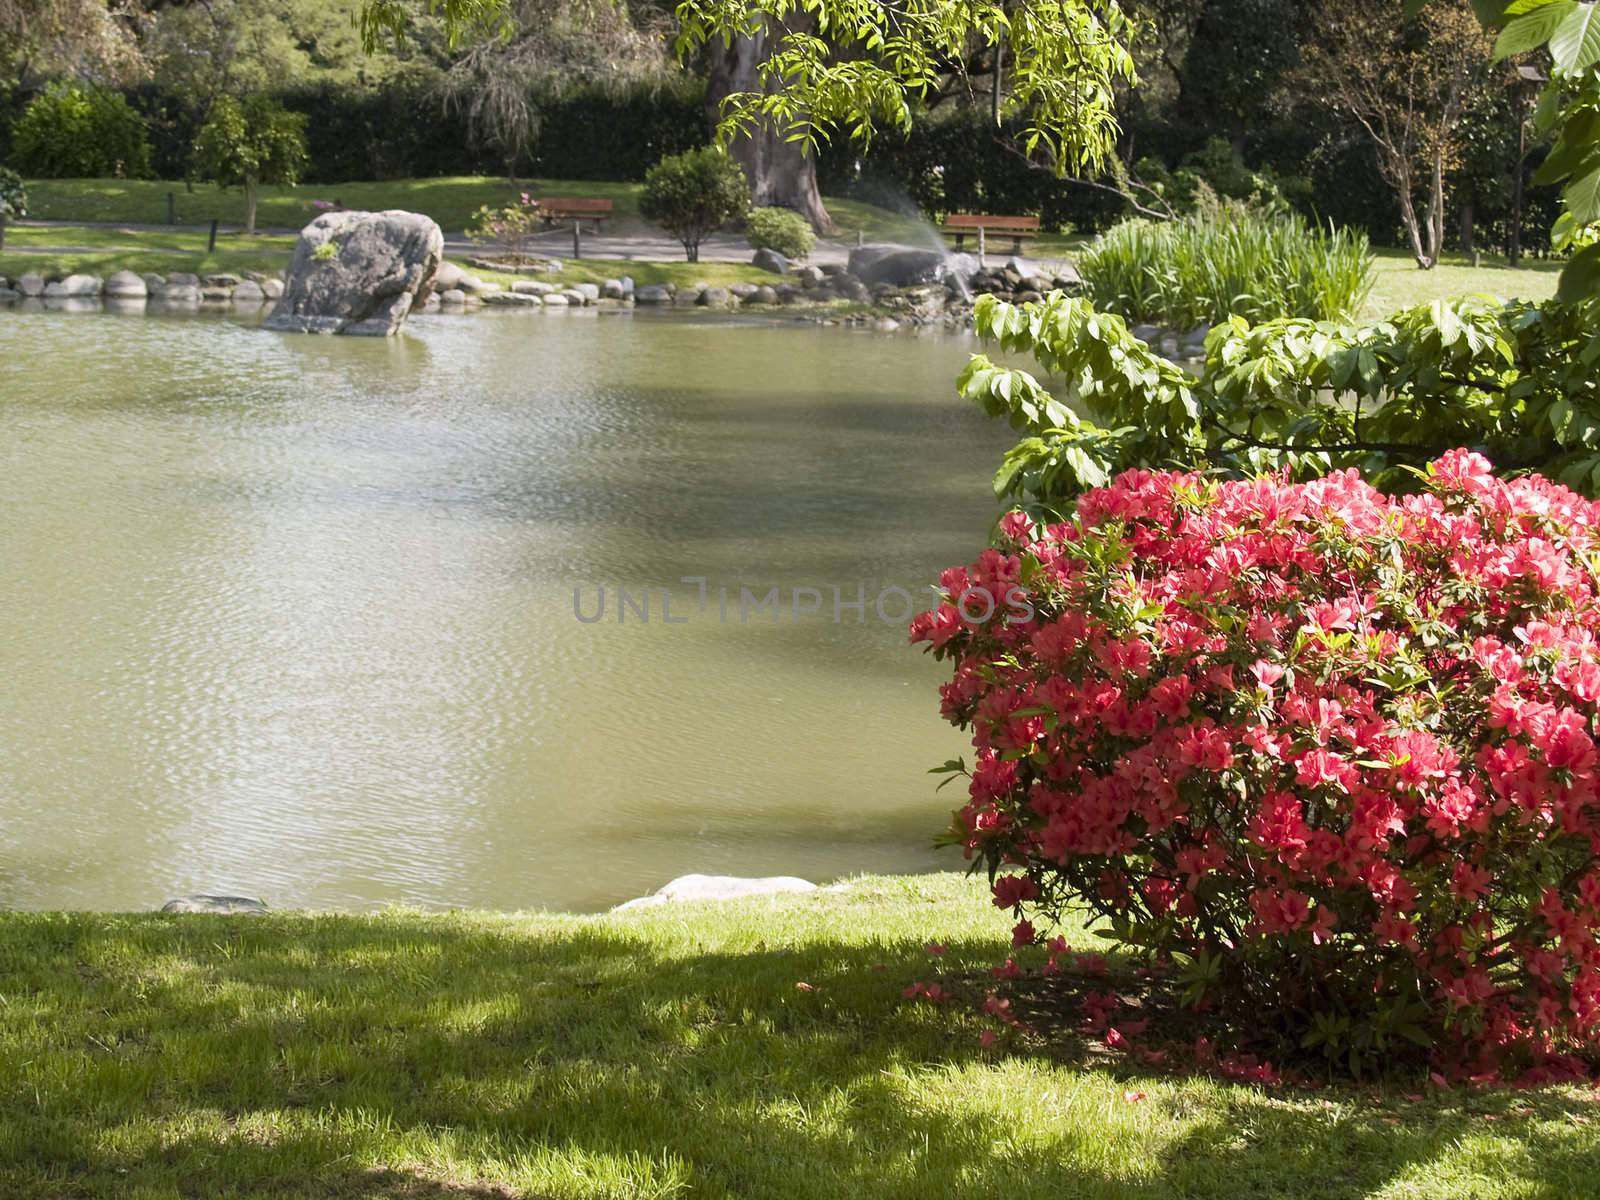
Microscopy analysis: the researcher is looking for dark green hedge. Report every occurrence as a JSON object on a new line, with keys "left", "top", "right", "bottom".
{"left": 7, "top": 78, "right": 708, "bottom": 185}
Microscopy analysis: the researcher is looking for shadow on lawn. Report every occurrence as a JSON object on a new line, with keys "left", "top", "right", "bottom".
{"left": 4, "top": 914, "right": 1597, "bottom": 1199}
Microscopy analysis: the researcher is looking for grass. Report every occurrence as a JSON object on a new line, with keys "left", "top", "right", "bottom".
{"left": 1078, "top": 204, "right": 1375, "bottom": 329}
{"left": 0, "top": 223, "right": 298, "bottom": 279}
{"left": 1, "top": 872, "right": 1595, "bottom": 1199}
{"left": 1364, "top": 248, "right": 1562, "bottom": 316}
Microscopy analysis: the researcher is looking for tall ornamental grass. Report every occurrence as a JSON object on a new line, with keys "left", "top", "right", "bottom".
{"left": 1078, "top": 201, "right": 1374, "bottom": 329}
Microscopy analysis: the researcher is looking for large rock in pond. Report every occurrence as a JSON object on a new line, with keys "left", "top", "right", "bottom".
{"left": 264, "top": 210, "right": 443, "bottom": 336}
{"left": 847, "top": 245, "right": 946, "bottom": 287}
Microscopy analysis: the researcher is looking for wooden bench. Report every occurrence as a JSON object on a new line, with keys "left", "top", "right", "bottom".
{"left": 536, "top": 197, "right": 614, "bottom": 231}
{"left": 535, "top": 197, "right": 614, "bottom": 256}
{"left": 940, "top": 213, "right": 1040, "bottom": 255}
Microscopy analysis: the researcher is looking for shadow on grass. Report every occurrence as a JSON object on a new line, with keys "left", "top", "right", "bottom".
{"left": 1, "top": 913, "right": 1596, "bottom": 1199}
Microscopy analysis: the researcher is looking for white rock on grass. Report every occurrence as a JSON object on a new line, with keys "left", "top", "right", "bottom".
{"left": 612, "top": 874, "right": 819, "bottom": 912}
{"left": 160, "top": 894, "right": 269, "bottom": 915}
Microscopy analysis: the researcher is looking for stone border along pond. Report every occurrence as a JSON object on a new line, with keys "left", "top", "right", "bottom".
{"left": 0, "top": 249, "right": 1210, "bottom": 353}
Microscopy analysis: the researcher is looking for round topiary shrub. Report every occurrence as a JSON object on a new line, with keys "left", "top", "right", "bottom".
{"left": 913, "top": 451, "right": 1600, "bottom": 1080}
{"left": 747, "top": 206, "right": 815, "bottom": 261}
{"left": 639, "top": 145, "right": 750, "bottom": 263}
{"left": 9, "top": 84, "right": 152, "bottom": 178}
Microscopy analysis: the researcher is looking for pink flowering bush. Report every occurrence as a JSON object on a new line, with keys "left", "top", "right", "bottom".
{"left": 912, "top": 451, "right": 1600, "bottom": 1077}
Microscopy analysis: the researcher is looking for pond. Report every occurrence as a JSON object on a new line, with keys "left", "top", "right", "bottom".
{"left": 0, "top": 307, "right": 1014, "bottom": 911}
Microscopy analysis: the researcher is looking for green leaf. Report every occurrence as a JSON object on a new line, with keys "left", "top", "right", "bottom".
{"left": 1495, "top": 0, "right": 1574, "bottom": 58}
{"left": 1568, "top": 164, "right": 1600, "bottom": 224}
{"left": 1550, "top": 1, "right": 1600, "bottom": 73}
{"left": 1558, "top": 241, "right": 1600, "bottom": 301}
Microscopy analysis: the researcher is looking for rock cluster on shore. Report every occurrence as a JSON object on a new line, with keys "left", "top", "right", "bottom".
{"left": 0, "top": 268, "right": 286, "bottom": 310}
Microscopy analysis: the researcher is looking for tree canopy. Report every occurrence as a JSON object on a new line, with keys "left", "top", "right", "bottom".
{"left": 362, "top": 0, "right": 1139, "bottom": 176}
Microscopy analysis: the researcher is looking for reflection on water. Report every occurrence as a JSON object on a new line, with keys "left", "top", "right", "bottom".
{"left": 0, "top": 307, "right": 1011, "bottom": 911}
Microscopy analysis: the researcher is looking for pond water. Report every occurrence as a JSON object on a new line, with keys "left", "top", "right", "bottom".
{"left": 0, "top": 307, "right": 1015, "bottom": 911}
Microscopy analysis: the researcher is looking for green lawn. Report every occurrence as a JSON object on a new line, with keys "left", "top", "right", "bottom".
{"left": 0, "top": 222, "right": 299, "bottom": 279}
{"left": 1362, "top": 249, "right": 1561, "bottom": 317}
{"left": 1, "top": 873, "right": 1594, "bottom": 1199}
{"left": 19, "top": 176, "right": 934, "bottom": 246}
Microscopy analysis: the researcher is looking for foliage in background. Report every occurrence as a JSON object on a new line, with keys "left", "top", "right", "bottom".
{"left": 961, "top": 289, "right": 1600, "bottom": 517}
{"left": 191, "top": 95, "right": 310, "bottom": 234}
{"left": 437, "top": 0, "right": 673, "bottom": 181}
{"left": 1076, "top": 200, "right": 1374, "bottom": 330}
{"left": 0, "top": 0, "right": 148, "bottom": 91}
{"left": 745, "top": 206, "right": 815, "bottom": 261}
{"left": 8, "top": 83, "right": 151, "bottom": 178}
{"left": 1472, "top": 0, "right": 1600, "bottom": 297}
{"left": 375, "top": 0, "right": 1140, "bottom": 177}
{"left": 467, "top": 192, "right": 544, "bottom": 261}
{"left": 915, "top": 454, "right": 1600, "bottom": 1078}
{"left": 638, "top": 145, "right": 749, "bottom": 262}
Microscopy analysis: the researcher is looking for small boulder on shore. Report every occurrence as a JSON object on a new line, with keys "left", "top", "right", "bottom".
{"left": 160, "top": 895, "right": 269, "bottom": 915}
{"left": 613, "top": 874, "right": 819, "bottom": 912}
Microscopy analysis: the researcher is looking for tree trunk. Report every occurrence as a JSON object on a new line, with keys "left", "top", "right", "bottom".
{"left": 244, "top": 174, "right": 259, "bottom": 236}
{"left": 706, "top": 17, "right": 837, "bottom": 235}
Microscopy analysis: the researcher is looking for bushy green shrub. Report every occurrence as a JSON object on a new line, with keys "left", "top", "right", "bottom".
{"left": 746, "top": 206, "right": 815, "bottom": 261}
{"left": 9, "top": 85, "right": 152, "bottom": 178}
{"left": 1077, "top": 200, "right": 1374, "bottom": 329}
{"left": 639, "top": 146, "right": 750, "bottom": 262}
{"left": 0, "top": 167, "right": 25, "bottom": 217}
{"left": 192, "top": 95, "right": 309, "bottom": 234}
{"left": 467, "top": 192, "right": 544, "bottom": 262}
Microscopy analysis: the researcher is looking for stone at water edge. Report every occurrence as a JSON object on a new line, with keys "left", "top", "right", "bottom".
{"left": 634, "top": 284, "right": 673, "bottom": 305}
{"left": 264, "top": 210, "right": 443, "bottom": 337}
{"left": 232, "top": 280, "right": 267, "bottom": 305}
{"left": 103, "top": 271, "right": 147, "bottom": 298}
{"left": 795, "top": 265, "right": 826, "bottom": 289}
{"left": 262, "top": 278, "right": 284, "bottom": 300}
{"left": 601, "top": 278, "right": 626, "bottom": 299}
{"left": 612, "top": 874, "right": 820, "bottom": 912}
{"left": 17, "top": 272, "right": 44, "bottom": 297}
{"left": 752, "top": 247, "right": 789, "bottom": 274}
{"left": 847, "top": 245, "right": 945, "bottom": 287}
{"left": 48, "top": 274, "right": 103, "bottom": 297}
{"left": 161, "top": 894, "right": 269, "bottom": 915}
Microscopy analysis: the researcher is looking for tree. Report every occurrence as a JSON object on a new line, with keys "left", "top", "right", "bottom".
{"left": 0, "top": 0, "right": 146, "bottom": 89}
{"left": 1300, "top": 0, "right": 1498, "bottom": 270}
{"left": 191, "top": 94, "right": 310, "bottom": 234}
{"left": 703, "top": 13, "right": 837, "bottom": 232}
{"left": 638, "top": 144, "right": 750, "bottom": 260}
{"left": 1312, "top": 1, "right": 1495, "bottom": 269}
{"left": 438, "top": 0, "right": 673, "bottom": 181}
{"left": 363, "top": 0, "right": 1137, "bottom": 231}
